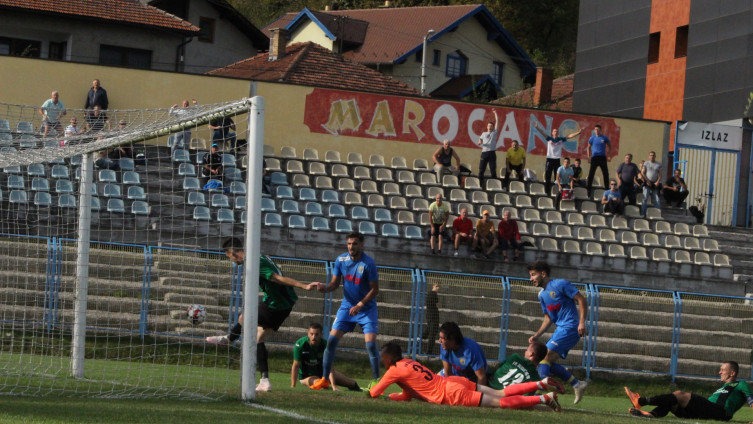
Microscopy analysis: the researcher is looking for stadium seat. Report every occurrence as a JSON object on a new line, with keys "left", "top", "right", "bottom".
{"left": 674, "top": 223, "right": 691, "bottom": 236}
{"left": 264, "top": 158, "right": 282, "bottom": 172}
{"left": 611, "top": 215, "right": 628, "bottom": 230}
{"left": 280, "top": 146, "right": 297, "bottom": 158}
{"left": 621, "top": 231, "right": 639, "bottom": 245}
{"left": 396, "top": 210, "right": 415, "bottom": 224}
{"left": 27, "top": 163, "right": 45, "bottom": 177}
{"left": 325, "top": 150, "right": 341, "bottom": 163}
{"left": 382, "top": 182, "right": 400, "bottom": 196}
{"left": 516, "top": 221, "right": 529, "bottom": 235}
{"left": 419, "top": 173, "right": 438, "bottom": 186}
{"left": 375, "top": 168, "right": 393, "bottom": 182}
{"left": 642, "top": 233, "right": 661, "bottom": 246}
{"left": 580, "top": 201, "right": 598, "bottom": 214}
{"left": 585, "top": 242, "right": 604, "bottom": 256}
{"left": 537, "top": 197, "right": 555, "bottom": 211}
{"left": 98, "top": 169, "right": 117, "bottom": 183}
{"left": 286, "top": 160, "right": 305, "bottom": 174}
{"left": 349, "top": 206, "right": 368, "bottom": 220}
{"left": 545, "top": 210, "right": 563, "bottom": 224}
{"left": 344, "top": 192, "right": 362, "bottom": 205}
{"left": 369, "top": 154, "right": 386, "bottom": 167}
{"left": 664, "top": 235, "right": 681, "bottom": 249}
{"left": 449, "top": 189, "right": 467, "bottom": 202}
{"left": 515, "top": 195, "right": 533, "bottom": 208}
{"left": 298, "top": 187, "right": 317, "bottom": 202}
{"left": 234, "top": 196, "right": 246, "bottom": 210}
{"left": 3, "top": 165, "right": 21, "bottom": 174}
{"left": 470, "top": 191, "right": 488, "bottom": 204}
{"left": 598, "top": 229, "right": 617, "bottom": 243}
{"left": 119, "top": 158, "right": 135, "bottom": 171}
{"left": 308, "top": 162, "right": 327, "bottom": 176}
{"left": 532, "top": 223, "right": 550, "bottom": 237}
{"left": 655, "top": 221, "right": 672, "bottom": 234}
{"left": 292, "top": 174, "right": 311, "bottom": 188}
{"left": 523, "top": 209, "right": 541, "bottom": 222}
{"left": 229, "top": 181, "right": 246, "bottom": 195}
{"left": 390, "top": 196, "right": 408, "bottom": 210}
{"left": 335, "top": 219, "right": 353, "bottom": 233}
{"left": 527, "top": 183, "right": 545, "bottom": 196}
{"left": 225, "top": 167, "right": 242, "bottom": 182}
{"left": 485, "top": 179, "right": 504, "bottom": 192}
{"left": 553, "top": 224, "right": 572, "bottom": 239}
{"left": 683, "top": 237, "right": 701, "bottom": 250}
{"left": 577, "top": 227, "right": 595, "bottom": 241}
{"left": 347, "top": 152, "right": 363, "bottom": 165}
{"left": 418, "top": 212, "right": 430, "bottom": 226}
{"left": 702, "top": 238, "right": 720, "bottom": 252}
{"left": 6, "top": 175, "right": 24, "bottom": 189}
{"left": 464, "top": 177, "right": 481, "bottom": 190}
{"left": 103, "top": 184, "right": 122, "bottom": 198}
{"left": 563, "top": 240, "right": 581, "bottom": 253}
{"left": 264, "top": 213, "right": 283, "bottom": 227}
{"left": 122, "top": 171, "right": 140, "bottom": 185}
{"left": 188, "top": 191, "right": 207, "bottom": 206}
{"left": 411, "top": 198, "right": 429, "bottom": 212}
{"left": 674, "top": 250, "right": 692, "bottom": 263}
{"left": 397, "top": 170, "right": 416, "bottom": 184}
{"left": 178, "top": 163, "right": 196, "bottom": 177}
{"left": 367, "top": 194, "right": 386, "bottom": 208}
{"left": 540, "top": 238, "right": 558, "bottom": 252}
{"left": 633, "top": 219, "right": 651, "bottom": 232}
{"left": 567, "top": 213, "right": 585, "bottom": 226}
{"left": 287, "top": 215, "right": 305, "bottom": 228}
{"left": 107, "top": 199, "right": 125, "bottom": 213}
{"left": 315, "top": 176, "right": 334, "bottom": 190}
{"left": 360, "top": 180, "right": 379, "bottom": 194}
{"left": 458, "top": 203, "right": 476, "bottom": 216}
{"left": 338, "top": 178, "right": 356, "bottom": 192}
{"left": 16, "top": 121, "right": 34, "bottom": 134}
{"left": 59, "top": 194, "right": 77, "bottom": 209}
{"left": 281, "top": 199, "right": 300, "bottom": 214}
{"left": 127, "top": 186, "right": 146, "bottom": 200}
{"left": 442, "top": 175, "right": 460, "bottom": 188}
{"left": 34, "top": 192, "right": 52, "bottom": 207}
{"left": 412, "top": 158, "right": 429, "bottom": 170}
{"left": 391, "top": 156, "right": 408, "bottom": 169}
{"left": 221, "top": 154, "right": 236, "bottom": 168}
{"left": 305, "top": 202, "right": 323, "bottom": 216}
{"left": 652, "top": 248, "right": 670, "bottom": 261}
{"left": 31, "top": 177, "right": 49, "bottom": 192}
{"left": 328, "top": 204, "right": 347, "bottom": 218}
{"left": 494, "top": 193, "right": 512, "bottom": 207}
{"left": 276, "top": 186, "right": 294, "bottom": 199}
{"left": 0, "top": 119, "right": 9, "bottom": 132}
{"left": 573, "top": 187, "right": 589, "bottom": 200}
{"left": 714, "top": 254, "right": 731, "bottom": 267}
{"left": 559, "top": 200, "right": 576, "bottom": 212}
{"left": 311, "top": 217, "right": 330, "bottom": 231}
{"left": 646, "top": 207, "right": 662, "bottom": 220}
{"left": 321, "top": 190, "right": 339, "bottom": 203}
{"left": 190, "top": 138, "right": 207, "bottom": 150}
{"left": 508, "top": 181, "right": 526, "bottom": 194}
{"left": 196, "top": 151, "right": 207, "bottom": 165}
{"left": 693, "top": 224, "right": 710, "bottom": 238}
{"left": 270, "top": 172, "right": 288, "bottom": 185}
{"left": 131, "top": 201, "right": 150, "bottom": 215}
{"left": 172, "top": 149, "right": 190, "bottom": 163}
{"left": 211, "top": 193, "right": 230, "bottom": 208}
{"left": 502, "top": 207, "right": 519, "bottom": 220}
{"left": 588, "top": 214, "right": 607, "bottom": 228}
{"left": 404, "top": 225, "right": 422, "bottom": 239}
{"left": 359, "top": 221, "right": 377, "bottom": 235}
{"left": 303, "top": 148, "right": 319, "bottom": 161}
{"left": 624, "top": 205, "right": 641, "bottom": 218}
{"left": 183, "top": 177, "right": 200, "bottom": 191}
{"left": 426, "top": 187, "right": 443, "bottom": 199}
{"left": 381, "top": 223, "right": 400, "bottom": 237}
{"left": 608, "top": 244, "right": 627, "bottom": 258}
{"left": 694, "top": 252, "right": 711, "bottom": 265}
{"left": 90, "top": 196, "right": 101, "bottom": 211}
{"left": 630, "top": 246, "right": 648, "bottom": 259}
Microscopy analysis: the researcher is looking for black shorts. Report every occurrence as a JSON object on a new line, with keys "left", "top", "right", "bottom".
{"left": 674, "top": 394, "right": 729, "bottom": 421}
{"left": 258, "top": 302, "right": 292, "bottom": 331}
{"left": 431, "top": 223, "right": 443, "bottom": 235}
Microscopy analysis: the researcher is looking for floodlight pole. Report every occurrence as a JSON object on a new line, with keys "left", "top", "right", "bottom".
{"left": 241, "top": 97, "right": 264, "bottom": 401}
{"left": 421, "top": 29, "right": 435, "bottom": 96}
{"left": 71, "top": 152, "right": 93, "bottom": 379}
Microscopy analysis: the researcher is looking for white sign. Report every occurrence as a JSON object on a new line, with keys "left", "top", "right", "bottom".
{"left": 677, "top": 121, "right": 742, "bottom": 151}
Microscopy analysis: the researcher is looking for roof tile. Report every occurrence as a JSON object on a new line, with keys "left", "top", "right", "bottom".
{"left": 494, "top": 74, "right": 574, "bottom": 111}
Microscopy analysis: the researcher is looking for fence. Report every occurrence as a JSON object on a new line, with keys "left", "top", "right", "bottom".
{"left": 3, "top": 233, "right": 752, "bottom": 382}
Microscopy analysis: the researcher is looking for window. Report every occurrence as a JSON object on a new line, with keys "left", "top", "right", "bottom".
{"left": 432, "top": 49, "right": 440, "bottom": 66}
{"left": 99, "top": 45, "right": 152, "bottom": 69}
{"left": 415, "top": 50, "right": 422, "bottom": 62}
{"left": 198, "top": 17, "right": 216, "bottom": 43}
{"left": 49, "top": 41, "right": 67, "bottom": 61}
{"left": 446, "top": 52, "right": 467, "bottom": 77}
{"left": 648, "top": 32, "right": 660, "bottom": 64}
{"left": 493, "top": 62, "right": 504, "bottom": 86}
{"left": 675, "top": 25, "right": 688, "bottom": 58}
{"left": 0, "top": 37, "right": 41, "bottom": 58}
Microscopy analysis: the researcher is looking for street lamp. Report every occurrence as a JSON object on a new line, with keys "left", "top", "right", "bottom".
{"left": 421, "top": 29, "right": 435, "bottom": 96}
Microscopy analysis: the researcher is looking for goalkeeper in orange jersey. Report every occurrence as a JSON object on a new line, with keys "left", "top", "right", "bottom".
{"left": 368, "top": 341, "right": 564, "bottom": 412}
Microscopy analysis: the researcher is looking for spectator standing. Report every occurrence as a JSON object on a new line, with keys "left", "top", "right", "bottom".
{"left": 451, "top": 207, "right": 474, "bottom": 257}
{"left": 602, "top": 179, "right": 624, "bottom": 215}
{"left": 428, "top": 193, "right": 450, "bottom": 255}
{"left": 504, "top": 140, "right": 526, "bottom": 189}
{"left": 473, "top": 209, "right": 498, "bottom": 259}
{"left": 476, "top": 109, "right": 499, "bottom": 187}
{"left": 201, "top": 143, "right": 224, "bottom": 188}
{"left": 170, "top": 99, "right": 198, "bottom": 156}
{"left": 84, "top": 79, "right": 109, "bottom": 110}
{"left": 497, "top": 210, "right": 523, "bottom": 262}
{"left": 615, "top": 154, "right": 640, "bottom": 205}
{"left": 663, "top": 168, "right": 689, "bottom": 207}
{"left": 641, "top": 151, "right": 663, "bottom": 216}
{"left": 39, "top": 91, "right": 66, "bottom": 138}
{"left": 535, "top": 122, "right": 582, "bottom": 193}
{"left": 209, "top": 116, "right": 236, "bottom": 151}
{"left": 433, "top": 139, "right": 461, "bottom": 180}
{"left": 586, "top": 124, "right": 611, "bottom": 195}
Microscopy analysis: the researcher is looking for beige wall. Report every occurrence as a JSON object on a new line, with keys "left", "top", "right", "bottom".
{"left": 289, "top": 21, "right": 335, "bottom": 50}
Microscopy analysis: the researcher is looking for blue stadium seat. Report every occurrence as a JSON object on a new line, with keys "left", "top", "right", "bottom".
{"left": 193, "top": 206, "right": 211, "bottom": 220}
{"left": 321, "top": 190, "right": 339, "bottom": 203}
{"left": 221, "top": 154, "right": 236, "bottom": 167}
{"left": 261, "top": 197, "right": 276, "bottom": 212}
{"left": 404, "top": 225, "right": 423, "bottom": 239}
{"left": 7, "top": 175, "right": 24, "bottom": 189}
{"left": 127, "top": 186, "right": 146, "bottom": 200}
{"left": 211, "top": 193, "right": 230, "bottom": 208}
{"left": 9, "top": 190, "right": 27, "bottom": 204}
{"left": 34, "top": 192, "right": 52, "bottom": 206}
{"left": 298, "top": 187, "right": 317, "bottom": 201}
{"left": 270, "top": 172, "right": 288, "bottom": 186}
{"left": 281, "top": 199, "right": 300, "bottom": 214}
{"left": 229, "top": 181, "right": 246, "bottom": 195}
{"left": 335, "top": 219, "right": 353, "bottom": 233}
{"left": 16, "top": 121, "right": 34, "bottom": 134}
{"left": 225, "top": 167, "right": 242, "bottom": 181}
{"left": 187, "top": 191, "right": 206, "bottom": 206}
{"left": 240, "top": 211, "right": 247, "bottom": 224}
{"left": 118, "top": 157, "right": 135, "bottom": 171}
{"left": 350, "top": 206, "right": 369, "bottom": 220}
{"left": 51, "top": 164, "right": 69, "bottom": 179}
{"left": 98, "top": 169, "right": 117, "bottom": 183}
{"left": 234, "top": 196, "right": 246, "bottom": 210}
{"left": 106, "top": 199, "right": 125, "bottom": 213}
{"left": 131, "top": 201, "right": 150, "bottom": 215}
{"left": 381, "top": 223, "right": 400, "bottom": 237}
{"left": 217, "top": 208, "right": 235, "bottom": 222}
{"left": 55, "top": 179, "right": 74, "bottom": 193}
{"left": 195, "top": 151, "right": 207, "bottom": 165}
{"left": 172, "top": 149, "right": 190, "bottom": 163}
{"left": 27, "top": 163, "right": 45, "bottom": 177}
{"left": 359, "top": 221, "right": 377, "bottom": 235}
{"left": 57, "top": 194, "right": 76, "bottom": 209}
{"left": 305, "top": 202, "right": 323, "bottom": 216}
{"left": 0, "top": 119, "right": 9, "bottom": 132}
{"left": 122, "top": 171, "right": 140, "bottom": 185}
{"left": 4, "top": 166, "right": 21, "bottom": 175}
{"left": 264, "top": 213, "right": 283, "bottom": 227}
{"left": 183, "top": 177, "right": 200, "bottom": 191}
{"left": 103, "top": 183, "right": 121, "bottom": 198}
{"left": 288, "top": 215, "right": 307, "bottom": 229}
{"left": 0, "top": 133, "right": 12, "bottom": 144}
{"left": 328, "top": 204, "right": 346, "bottom": 218}
{"left": 178, "top": 163, "right": 196, "bottom": 177}
{"left": 374, "top": 208, "right": 392, "bottom": 222}
{"left": 89, "top": 196, "right": 99, "bottom": 210}
{"left": 311, "top": 217, "right": 330, "bottom": 231}
{"left": 276, "top": 186, "right": 294, "bottom": 199}
{"left": 31, "top": 177, "right": 49, "bottom": 191}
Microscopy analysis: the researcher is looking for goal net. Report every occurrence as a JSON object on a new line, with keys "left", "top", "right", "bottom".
{"left": 0, "top": 99, "right": 257, "bottom": 399}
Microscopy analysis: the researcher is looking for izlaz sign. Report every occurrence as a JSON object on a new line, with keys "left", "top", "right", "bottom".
{"left": 303, "top": 88, "right": 620, "bottom": 159}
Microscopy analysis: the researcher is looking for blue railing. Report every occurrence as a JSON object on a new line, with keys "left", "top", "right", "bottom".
{"left": 6, "top": 234, "right": 750, "bottom": 382}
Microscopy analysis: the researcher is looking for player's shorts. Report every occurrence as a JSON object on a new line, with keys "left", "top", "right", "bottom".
{"left": 546, "top": 326, "right": 581, "bottom": 359}
{"left": 258, "top": 302, "right": 292, "bottom": 331}
{"left": 673, "top": 394, "right": 729, "bottom": 420}
{"left": 443, "top": 378, "right": 482, "bottom": 407}
{"left": 332, "top": 305, "right": 378, "bottom": 334}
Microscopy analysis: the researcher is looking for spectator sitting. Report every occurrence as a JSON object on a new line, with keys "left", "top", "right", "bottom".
{"left": 615, "top": 153, "right": 640, "bottom": 206}
{"left": 63, "top": 117, "right": 80, "bottom": 146}
{"left": 571, "top": 158, "right": 586, "bottom": 187}
{"left": 472, "top": 209, "right": 498, "bottom": 259}
{"left": 497, "top": 210, "right": 522, "bottom": 262}
{"left": 209, "top": 116, "right": 236, "bottom": 152}
{"left": 170, "top": 99, "right": 198, "bottom": 156}
{"left": 433, "top": 139, "right": 461, "bottom": 180}
{"left": 95, "top": 150, "right": 119, "bottom": 170}
{"left": 428, "top": 193, "right": 450, "bottom": 255}
{"left": 451, "top": 207, "right": 474, "bottom": 257}
{"left": 109, "top": 120, "right": 133, "bottom": 159}
{"left": 86, "top": 105, "right": 109, "bottom": 134}
{"left": 504, "top": 140, "right": 526, "bottom": 189}
{"left": 602, "top": 179, "right": 624, "bottom": 215}
{"left": 201, "top": 143, "right": 224, "bottom": 188}
{"left": 663, "top": 168, "right": 689, "bottom": 207}
{"left": 39, "top": 90, "right": 66, "bottom": 138}
{"left": 555, "top": 157, "right": 575, "bottom": 204}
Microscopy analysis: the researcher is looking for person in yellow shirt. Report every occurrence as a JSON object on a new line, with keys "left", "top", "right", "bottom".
{"left": 472, "top": 210, "right": 498, "bottom": 258}
{"left": 504, "top": 140, "right": 526, "bottom": 189}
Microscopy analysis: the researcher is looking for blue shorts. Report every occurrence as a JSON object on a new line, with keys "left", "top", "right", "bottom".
{"left": 332, "top": 306, "right": 378, "bottom": 334}
{"left": 546, "top": 327, "right": 581, "bottom": 359}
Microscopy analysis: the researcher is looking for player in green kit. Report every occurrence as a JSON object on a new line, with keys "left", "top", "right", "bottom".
{"left": 291, "top": 323, "right": 361, "bottom": 391}
{"left": 490, "top": 342, "right": 548, "bottom": 391}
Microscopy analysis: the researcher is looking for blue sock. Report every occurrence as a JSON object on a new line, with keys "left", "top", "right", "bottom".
{"left": 537, "top": 360, "right": 551, "bottom": 378}
{"left": 550, "top": 363, "right": 579, "bottom": 386}
{"left": 322, "top": 335, "right": 339, "bottom": 379}
{"left": 366, "top": 341, "right": 380, "bottom": 380}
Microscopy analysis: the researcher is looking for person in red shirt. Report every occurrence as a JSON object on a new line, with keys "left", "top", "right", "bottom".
{"left": 451, "top": 208, "right": 475, "bottom": 257}
{"left": 368, "top": 341, "right": 563, "bottom": 412}
{"left": 498, "top": 210, "right": 523, "bottom": 262}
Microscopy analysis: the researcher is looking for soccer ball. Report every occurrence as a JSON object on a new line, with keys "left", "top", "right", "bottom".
{"left": 186, "top": 304, "right": 206, "bottom": 325}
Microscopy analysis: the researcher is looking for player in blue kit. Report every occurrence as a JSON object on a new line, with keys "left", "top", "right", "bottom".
{"left": 528, "top": 261, "right": 589, "bottom": 404}
{"left": 438, "top": 321, "right": 489, "bottom": 386}
{"left": 311, "top": 232, "right": 380, "bottom": 390}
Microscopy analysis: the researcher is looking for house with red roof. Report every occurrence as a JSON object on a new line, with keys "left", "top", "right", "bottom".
{"left": 0, "top": 0, "right": 267, "bottom": 73}
{"left": 263, "top": 4, "right": 536, "bottom": 100}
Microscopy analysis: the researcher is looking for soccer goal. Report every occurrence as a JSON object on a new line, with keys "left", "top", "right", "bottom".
{"left": 0, "top": 97, "right": 264, "bottom": 400}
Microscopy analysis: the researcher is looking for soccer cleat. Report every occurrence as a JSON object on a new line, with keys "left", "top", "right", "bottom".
{"left": 573, "top": 380, "right": 588, "bottom": 404}
{"left": 543, "top": 392, "right": 562, "bottom": 412}
{"left": 310, "top": 377, "right": 330, "bottom": 390}
{"left": 256, "top": 377, "right": 272, "bottom": 392}
{"left": 367, "top": 378, "right": 380, "bottom": 390}
{"left": 624, "top": 386, "right": 642, "bottom": 409}
{"left": 205, "top": 335, "right": 229, "bottom": 346}
{"left": 540, "top": 377, "right": 566, "bottom": 394}
{"left": 629, "top": 408, "right": 655, "bottom": 418}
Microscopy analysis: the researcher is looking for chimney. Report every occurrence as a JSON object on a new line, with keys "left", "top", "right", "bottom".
{"left": 268, "top": 28, "right": 288, "bottom": 61}
{"left": 533, "top": 67, "right": 553, "bottom": 107}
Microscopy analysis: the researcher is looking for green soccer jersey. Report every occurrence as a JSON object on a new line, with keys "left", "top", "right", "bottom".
{"left": 707, "top": 379, "right": 753, "bottom": 417}
{"left": 259, "top": 254, "right": 297, "bottom": 310}
{"left": 489, "top": 353, "right": 540, "bottom": 391}
{"left": 293, "top": 336, "right": 327, "bottom": 379}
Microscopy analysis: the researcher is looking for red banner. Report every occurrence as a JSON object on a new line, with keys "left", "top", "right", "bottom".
{"left": 303, "top": 88, "right": 620, "bottom": 159}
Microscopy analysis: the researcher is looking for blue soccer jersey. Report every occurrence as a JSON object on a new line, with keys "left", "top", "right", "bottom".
{"left": 332, "top": 252, "right": 379, "bottom": 311}
{"left": 440, "top": 338, "right": 488, "bottom": 381}
{"left": 588, "top": 135, "right": 611, "bottom": 157}
{"left": 538, "top": 279, "right": 581, "bottom": 330}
